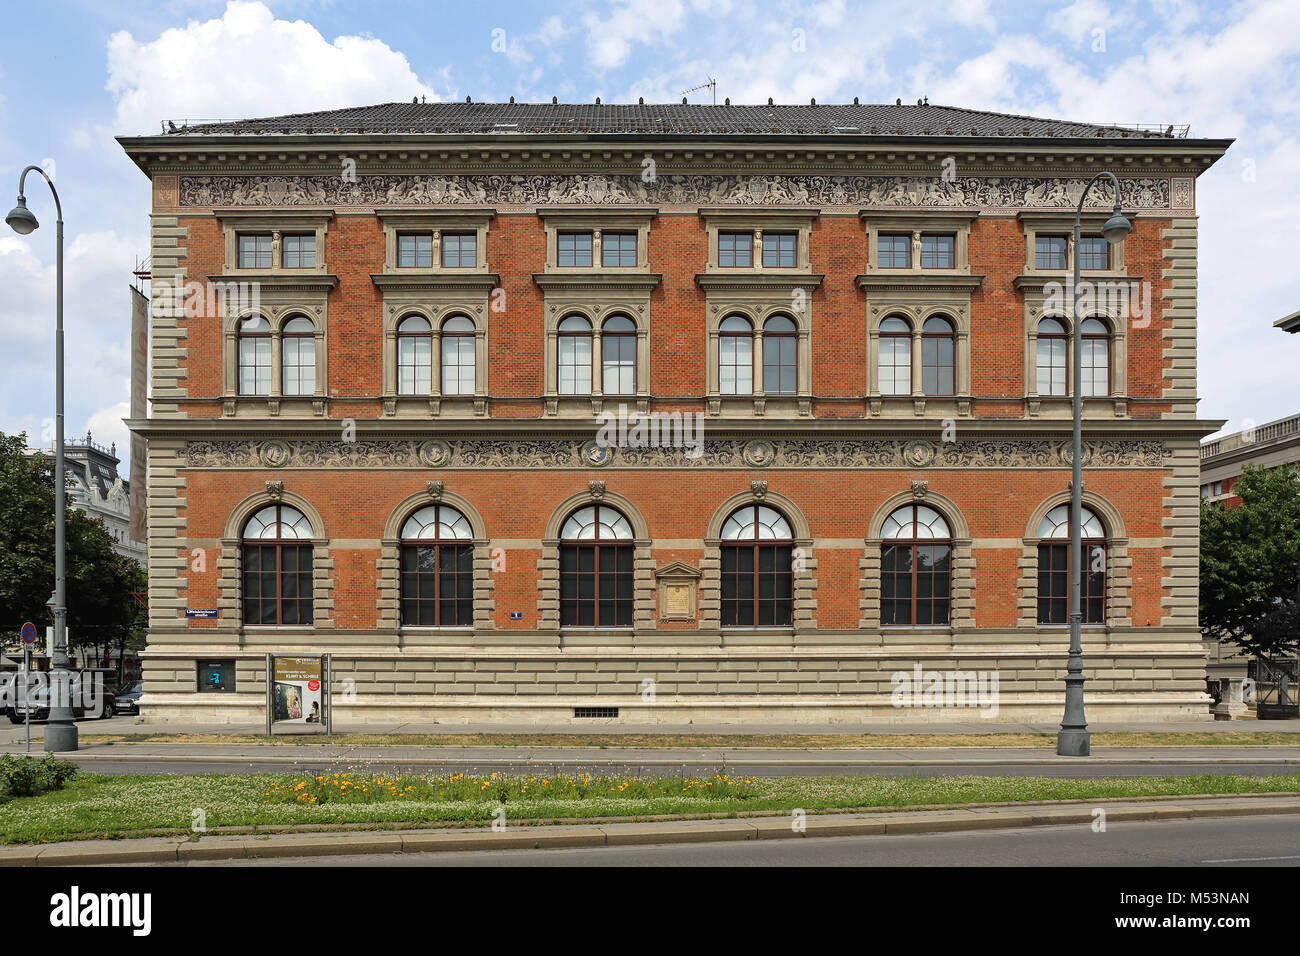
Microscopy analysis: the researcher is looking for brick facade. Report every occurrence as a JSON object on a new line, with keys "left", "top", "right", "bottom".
{"left": 119, "top": 104, "right": 1229, "bottom": 724}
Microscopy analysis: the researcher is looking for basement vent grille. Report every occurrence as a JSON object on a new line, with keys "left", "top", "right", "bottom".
{"left": 574, "top": 706, "right": 619, "bottom": 719}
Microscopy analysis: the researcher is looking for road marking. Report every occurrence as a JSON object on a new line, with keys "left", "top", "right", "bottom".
{"left": 1202, "top": 854, "right": 1300, "bottom": 863}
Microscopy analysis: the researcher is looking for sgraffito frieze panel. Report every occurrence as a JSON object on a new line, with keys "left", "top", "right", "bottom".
{"left": 179, "top": 173, "right": 1173, "bottom": 209}
{"left": 183, "top": 437, "right": 1169, "bottom": 470}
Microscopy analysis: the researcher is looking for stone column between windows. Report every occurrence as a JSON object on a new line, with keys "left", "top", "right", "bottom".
{"left": 753, "top": 331, "right": 765, "bottom": 398}
{"left": 591, "top": 328, "right": 603, "bottom": 399}
{"left": 430, "top": 329, "right": 442, "bottom": 398}
{"left": 217, "top": 538, "right": 242, "bottom": 626}
{"left": 311, "top": 538, "right": 334, "bottom": 628}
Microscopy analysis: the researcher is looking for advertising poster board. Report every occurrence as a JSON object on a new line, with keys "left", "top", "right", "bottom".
{"left": 266, "top": 655, "right": 330, "bottom": 734}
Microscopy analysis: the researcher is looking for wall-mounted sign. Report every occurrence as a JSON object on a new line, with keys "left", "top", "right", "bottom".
{"left": 185, "top": 608, "right": 218, "bottom": 619}
{"left": 509, "top": 612, "right": 523, "bottom": 621}
{"left": 266, "top": 654, "right": 331, "bottom": 734}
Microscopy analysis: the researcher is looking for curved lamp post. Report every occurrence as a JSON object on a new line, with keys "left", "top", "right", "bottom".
{"left": 1057, "top": 172, "right": 1132, "bottom": 757}
{"left": 7, "top": 166, "right": 78, "bottom": 752}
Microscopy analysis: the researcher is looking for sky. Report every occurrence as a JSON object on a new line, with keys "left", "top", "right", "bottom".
{"left": 0, "top": 0, "right": 1297, "bottom": 457}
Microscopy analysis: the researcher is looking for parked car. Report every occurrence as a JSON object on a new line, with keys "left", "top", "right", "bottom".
{"left": 114, "top": 680, "right": 144, "bottom": 715}
{"left": 8, "top": 670, "right": 116, "bottom": 723}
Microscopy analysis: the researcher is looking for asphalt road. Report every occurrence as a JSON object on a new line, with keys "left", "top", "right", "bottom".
{"left": 136, "top": 814, "right": 1300, "bottom": 866}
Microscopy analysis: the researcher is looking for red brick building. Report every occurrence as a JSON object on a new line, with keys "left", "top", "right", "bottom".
{"left": 119, "top": 102, "right": 1230, "bottom": 724}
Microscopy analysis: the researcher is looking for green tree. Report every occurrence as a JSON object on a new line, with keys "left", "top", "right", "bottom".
{"left": 0, "top": 431, "right": 145, "bottom": 675}
{"left": 1200, "top": 464, "right": 1300, "bottom": 660}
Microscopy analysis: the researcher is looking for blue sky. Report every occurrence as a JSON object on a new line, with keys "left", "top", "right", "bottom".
{"left": 1, "top": 0, "right": 1297, "bottom": 456}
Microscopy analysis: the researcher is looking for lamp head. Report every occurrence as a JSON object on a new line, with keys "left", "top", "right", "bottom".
{"left": 1102, "top": 206, "right": 1132, "bottom": 244}
{"left": 5, "top": 197, "right": 38, "bottom": 235}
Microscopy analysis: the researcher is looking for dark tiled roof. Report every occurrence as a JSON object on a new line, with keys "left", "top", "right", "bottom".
{"left": 162, "top": 101, "right": 1184, "bottom": 140}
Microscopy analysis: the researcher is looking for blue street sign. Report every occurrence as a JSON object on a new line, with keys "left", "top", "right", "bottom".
{"left": 20, "top": 622, "right": 36, "bottom": 645}
{"left": 185, "top": 609, "right": 219, "bottom": 619}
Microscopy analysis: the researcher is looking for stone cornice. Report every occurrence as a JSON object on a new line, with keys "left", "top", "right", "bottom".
{"left": 860, "top": 208, "right": 982, "bottom": 225}
{"left": 855, "top": 273, "right": 983, "bottom": 293}
{"left": 207, "top": 273, "right": 339, "bottom": 293}
{"left": 696, "top": 272, "right": 825, "bottom": 291}
{"left": 371, "top": 273, "right": 502, "bottom": 293}
{"left": 1011, "top": 273, "right": 1143, "bottom": 292}
{"left": 532, "top": 272, "right": 662, "bottom": 291}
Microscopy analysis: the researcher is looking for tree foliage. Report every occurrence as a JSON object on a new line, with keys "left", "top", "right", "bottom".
{"left": 1200, "top": 464, "right": 1300, "bottom": 659}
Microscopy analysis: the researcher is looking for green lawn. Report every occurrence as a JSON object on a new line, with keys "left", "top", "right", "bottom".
{"left": 1, "top": 770, "right": 1297, "bottom": 844}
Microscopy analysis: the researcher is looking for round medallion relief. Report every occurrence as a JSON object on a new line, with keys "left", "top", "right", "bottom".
{"left": 418, "top": 439, "right": 452, "bottom": 468}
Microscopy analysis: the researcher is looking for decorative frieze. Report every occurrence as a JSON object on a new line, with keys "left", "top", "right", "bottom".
{"left": 183, "top": 437, "right": 1169, "bottom": 470}
{"left": 180, "top": 173, "right": 1175, "bottom": 210}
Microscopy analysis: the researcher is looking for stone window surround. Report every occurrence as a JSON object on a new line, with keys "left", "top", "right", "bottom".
{"left": 1019, "top": 299, "right": 1130, "bottom": 417}
{"left": 537, "top": 488, "right": 656, "bottom": 633}
{"left": 858, "top": 487, "right": 974, "bottom": 631}
{"left": 863, "top": 298, "right": 974, "bottom": 418}
{"left": 376, "top": 486, "right": 496, "bottom": 633}
{"left": 700, "top": 487, "right": 817, "bottom": 632}
{"left": 376, "top": 207, "right": 495, "bottom": 274}
{"left": 1016, "top": 210, "right": 1135, "bottom": 277}
{"left": 215, "top": 208, "right": 333, "bottom": 275}
{"left": 700, "top": 207, "right": 818, "bottom": 273}
{"left": 216, "top": 488, "right": 334, "bottom": 630}
{"left": 860, "top": 210, "right": 979, "bottom": 275}
{"left": 538, "top": 207, "right": 657, "bottom": 274}
{"left": 533, "top": 273, "right": 660, "bottom": 416}
{"left": 1015, "top": 490, "right": 1132, "bottom": 629}
{"left": 372, "top": 273, "right": 498, "bottom": 416}
{"left": 221, "top": 278, "right": 335, "bottom": 418}
{"left": 697, "top": 275, "right": 822, "bottom": 418}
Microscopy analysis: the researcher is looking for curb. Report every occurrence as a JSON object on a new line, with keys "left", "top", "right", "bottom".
{"left": 3, "top": 794, "right": 1299, "bottom": 866}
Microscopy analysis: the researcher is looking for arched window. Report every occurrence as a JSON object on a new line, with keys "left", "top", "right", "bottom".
{"left": 440, "top": 315, "right": 476, "bottom": 396}
{"left": 880, "top": 504, "right": 951, "bottom": 626}
{"left": 878, "top": 315, "right": 911, "bottom": 396}
{"left": 557, "top": 315, "right": 592, "bottom": 395}
{"left": 281, "top": 316, "right": 315, "bottom": 396}
{"left": 559, "top": 504, "right": 633, "bottom": 627}
{"left": 396, "top": 315, "right": 432, "bottom": 396}
{"left": 1036, "top": 317, "right": 1068, "bottom": 397}
{"left": 1036, "top": 505, "right": 1106, "bottom": 625}
{"left": 601, "top": 314, "right": 637, "bottom": 395}
{"left": 719, "top": 315, "right": 753, "bottom": 395}
{"left": 399, "top": 504, "right": 474, "bottom": 627}
{"left": 242, "top": 504, "right": 314, "bottom": 626}
{"left": 720, "top": 504, "right": 793, "bottom": 627}
{"left": 1080, "top": 317, "right": 1110, "bottom": 398}
{"left": 238, "top": 315, "right": 272, "bottom": 396}
{"left": 762, "top": 314, "right": 797, "bottom": 395}
{"left": 921, "top": 316, "right": 955, "bottom": 396}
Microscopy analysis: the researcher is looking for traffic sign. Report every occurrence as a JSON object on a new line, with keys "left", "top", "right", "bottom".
{"left": 20, "top": 622, "right": 36, "bottom": 645}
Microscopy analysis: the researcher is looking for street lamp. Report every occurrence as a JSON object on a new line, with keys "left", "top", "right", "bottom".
{"left": 1057, "top": 172, "right": 1132, "bottom": 757}
{"left": 7, "top": 166, "right": 77, "bottom": 752}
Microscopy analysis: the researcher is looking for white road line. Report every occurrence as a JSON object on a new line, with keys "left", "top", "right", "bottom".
{"left": 1202, "top": 854, "right": 1300, "bottom": 863}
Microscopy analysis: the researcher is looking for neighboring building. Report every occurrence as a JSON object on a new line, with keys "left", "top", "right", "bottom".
{"left": 1199, "top": 412, "right": 1300, "bottom": 686}
{"left": 1275, "top": 309, "right": 1300, "bottom": 334}
{"left": 25, "top": 432, "right": 146, "bottom": 564}
{"left": 117, "top": 101, "right": 1229, "bottom": 724}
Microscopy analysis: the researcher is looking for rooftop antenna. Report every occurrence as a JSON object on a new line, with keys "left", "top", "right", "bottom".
{"left": 681, "top": 76, "right": 717, "bottom": 105}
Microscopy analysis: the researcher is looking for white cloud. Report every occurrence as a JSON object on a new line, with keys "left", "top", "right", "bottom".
{"left": 105, "top": 0, "right": 445, "bottom": 134}
{"left": 583, "top": 0, "right": 728, "bottom": 71}
{"left": 85, "top": 402, "right": 132, "bottom": 456}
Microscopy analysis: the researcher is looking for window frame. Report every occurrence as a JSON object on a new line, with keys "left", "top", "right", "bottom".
{"left": 557, "top": 231, "right": 594, "bottom": 268}
{"left": 600, "top": 315, "right": 637, "bottom": 395}
{"left": 396, "top": 314, "right": 433, "bottom": 396}
{"left": 719, "top": 505, "right": 795, "bottom": 629}
{"left": 921, "top": 316, "right": 956, "bottom": 397}
{"left": 877, "top": 233, "right": 911, "bottom": 269}
{"left": 1035, "top": 506, "right": 1107, "bottom": 626}
{"left": 557, "top": 314, "right": 594, "bottom": 396}
{"left": 440, "top": 232, "right": 478, "bottom": 269}
{"left": 880, "top": 504, "right": 952, "bottom": 628}
{"left": 761, "top": 315, "right": 798, "bottom": 395}
{"left": 241, "top": 504, "right": 314, "bottom": 627}
{"left": 601, "top": 231, "right": 638, "bottom": 268}
{"left": 237, "top": 233, "right": 273, "bottom": 270}
{"left": 280, "top": 315, "right": 316, "bottom": 397}
{"left": 237, "top": 314, "right": 272, "bottom": 396}
{"left": 281, "top": 233, "right": 317, "bottom": 269}
{"left": 440, "top": 315, "right": 477, "bottom": 396}
{"left": 399, "top": 504, "right": 475, "bottom": 628}
{"left": 761, "top": 231, "right": 798, "bottom": 269}
{"left": 718, "top": 315, "right": 754, "bottom": 396}
{"left": 559, "top": 505, "right": 634, "bottom": 629}
{"left": 1035, "top": 317, "right": 1069, "bottom": 398}
{"left": 396, "top": 232, "right": 434, "bottom": 269}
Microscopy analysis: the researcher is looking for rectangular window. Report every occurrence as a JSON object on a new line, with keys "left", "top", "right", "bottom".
{"left": 762, "top": 232, "right": 797, "bottom": 268}
{"left": 602, "top": 232, "right": 637, "bottom": 267}
{"left": 238, "top": 336, "right": 271, "bottom": 395}
{"left": 281, "top": 234, "right": 316, "bottom": 269}
{"left": 196, "top": 660, "right": 236, "bottom": 693}
{"left": 602, "top": 335, "right": 636, "bottom": 394}
{"left": 1037, "top": 544, "right": 1106, "bottom": 624}
{"left": 921, "top": 336, "right": 955, "bottom": 396}
{"left": 762, "top": 335, "right": 797, "bottom": 395}
{"left": 397, "top": 334, "right": 432, "bottom": 395}
{"left": 878, "top": 336, "right": 911, "bottom": 396}
{"left": 241, "top": 544, "right": 313, "bottom": 626}
{"left": 1081, "top": 337, "right": 1109, "bottom": 397}
{"left": 282, "top": 336, "right": 315, "bottom": 396}
{"left": 1036, "top": 337, "right": 1068, "bottom": 397}
{"left": 877, "top": 234, "right": 910, "bottom": 269}
{"left": 1078, "top": 236, "right": 1110, "bottom": 270}
{"left": 920, "top": 235, "right": 955, "bottom": 269}
{"left": 719, "top": 333, "right": 753, "bottom": 394}
{"left": 1035, "top": 235, "right": 1067, "bottom": 270}
{"left": 718, "top": 231, "right": 754, "bottom": 268}
{"left": 237, "top": 234, "right": 272, "bottom": 269}
{"left": 557, "top": 231, "right": 593, "bottom": 267}
{"left": 441, "top": 334, "right": 475, "bottom": 396}
{"left": 397, "top": 233, "right": 433, "bottom": 268}
{"left": 558, "top": 334, "right": 592, "bottom": 394}
{"left": 441, "top": 233, "right": 477, "bottom": 268}
{"left": 400, "top": 544, "right": 473, "bottom": 626}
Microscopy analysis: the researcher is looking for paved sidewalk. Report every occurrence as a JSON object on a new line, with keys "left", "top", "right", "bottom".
{"left": 3, "top": 793, "right": 1298, "bottom": 866}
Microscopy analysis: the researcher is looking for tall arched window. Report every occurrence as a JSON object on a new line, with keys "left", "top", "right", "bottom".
{"left": 281, "top": 315, "right": 315, "bottom": 396}
{"left": 560, "top": 505, "right": 633, "bottom": 627}
{"left": 720, "top": 505, "right": 793, "bottom": 627}
{"left": 762, "top": 314, "right": 797, "bottom": 395}
{"left": 1080, "top": 317, "right": 1110, "bottom": 397}
{"left": 601, "top": 314, "right": 637, "bottom": 395}
{"left": 242, "top": 504, "right": 314, "bottom": 626}
{"left": 719, "top": 315, "right": 753, "bottom": 395}
{"left": 396, "top": 315, "right": 432, "bottom": 396}
{"left": 400, "top": 504, "right": 474, "bottom": 626}
{"left": 878, "top": 315, "right": 911, "bottom": 396}
{"left": 880, "top": 504, "right": 951, "bottom": 626}
{"left": 440, "top": 315, "right": 476, "bottom": 396}
{"left": 557, "top": 315, "right": 593, "bottom": 395}
{"left": 921, "top": 315, "right": 955, "bottom": 396}
{"left": 238, "top": 315, "right": 272, "bottom": 396}
{"left": 1036, "top": 317, "right": 1068, "bottom": 397}
{"left": 1036, "top": 505, "right": 1106, "bottom": 625}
